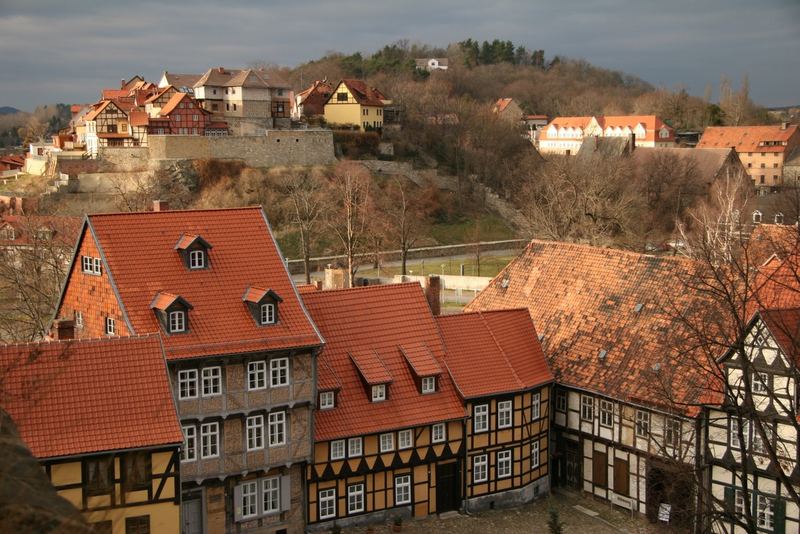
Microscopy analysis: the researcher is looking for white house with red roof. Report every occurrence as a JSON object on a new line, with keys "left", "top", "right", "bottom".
{"left": 538, "top": 115, "right": 675, "bottom": 155}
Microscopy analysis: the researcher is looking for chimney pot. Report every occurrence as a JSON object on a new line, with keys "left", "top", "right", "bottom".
{"left": 153, "top": 200, "right": 169, "bottom": 212}
{"left": 53, "top": 319, "right": 75, "bottom": 340}
{"left": 425, "top": 275, "right": 442, "bottom": 316}
{"left": 782, "top": 122, "right": 789, "bottom": 131}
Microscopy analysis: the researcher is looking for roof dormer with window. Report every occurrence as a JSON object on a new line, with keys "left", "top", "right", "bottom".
{"left": 349, "top": 349, "right": 393, "bottom": 402}
{"left": 242, "top": 286, "right": 282, "bottom": 326}
{"left": 150, "top": 292, "right": 192, "bottom": 334}
{"left": 400, "top": 342, "right": 442, "bottom": 395}
{"left": 174, "top": 234, "right": 212, "bottom": 270}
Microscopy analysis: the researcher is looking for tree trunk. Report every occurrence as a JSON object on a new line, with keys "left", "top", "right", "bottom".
{"left": 401, "top": 249, "right": 408, "bottom": 276}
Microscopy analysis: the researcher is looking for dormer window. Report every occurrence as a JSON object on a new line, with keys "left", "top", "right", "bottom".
{"left": 150, "top": 292, "right": 192, "bottom": 335}
{"left": 169, "top": 310, "right": 186, "bottom": 333}
{"left": 320, "top": 391, "right": 335, "bottom": 410}
{"left": 349, "top": 349, "right": 392, "bottom": 403}
{"left": 175, "top": 234, "right": 212, "bottom": 270}
{"left": 421, "top": 376, "right": 436, "bottom": 394}
{"left": 189, "top": 249, "right": 205, "bottom": 269}
{"left": 752, "top": 210, "right": 763, "bottom": 224}
{"left": 400, "top": 343, "right": 442, "bottom": 395}
{"left": 371, "top": 384, "right": 386, "bottom": 402}
{"left": 242, "top": 287, "right": 282, "bottom": 326}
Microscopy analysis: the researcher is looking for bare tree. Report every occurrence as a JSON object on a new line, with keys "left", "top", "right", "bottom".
{"left": 278, "top": 171, "right": 324, "bottom": 284}
{"left": 378, "top": 177, "right": 429, "bottom": 276}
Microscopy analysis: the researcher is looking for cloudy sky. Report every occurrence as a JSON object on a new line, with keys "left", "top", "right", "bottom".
{"left": 1, "top": 0, "right": 798, "bottom": 110}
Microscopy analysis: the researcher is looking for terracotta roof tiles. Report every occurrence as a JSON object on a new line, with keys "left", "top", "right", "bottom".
{"left": 400, "top": 342, "right": 442, "bottom": 377}
{"left": 697, "top": 125, "right": 800, "bottom": 153}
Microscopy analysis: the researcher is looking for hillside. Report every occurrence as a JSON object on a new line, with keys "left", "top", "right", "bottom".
{"left": 0, "top": 106, "right": 20, "bottom": 115}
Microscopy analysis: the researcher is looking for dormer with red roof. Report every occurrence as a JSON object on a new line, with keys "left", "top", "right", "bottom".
{"left": 150, "top": 291, "right": 193, "bottom": 334}
{"left": 242, "top": 286, "right": 282, "bottom": 326}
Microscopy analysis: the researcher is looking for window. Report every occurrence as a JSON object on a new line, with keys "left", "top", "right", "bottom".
{"left": 532, "top": 441, "right": 540, "bottom": 468}
{"left": 81, "top": 255, "right": 101, "bottom": 275}
{"left": 498, "top": 400, "right": 513, "bottom": 428}
{"left": 376, "top": 432, "right": 394, "bottom": 453}
{"left": 202, "top": 367, "right": 222, "bottom": 396}
{"left": 395, "top": 475, "right": 411, "bottom": 505}
{"left": 169, "top": 310, "right": 186, "bottom": 333}
{"left": 398, "top": 429, "right": 412, "bottom": 449}
{"left": 532, "top": 393, "right": 541, "bottom": 419}
{"left": 473, "top": 454, "right": 488, "bottom": 482}
{"left": 474, "top": 404, "right": 489, "bottom": 432}
{"left": 124, "top": 516, "right": 150, "bottom": 534}
{"left": 348, "top": 483, "right": 365, "bottom": 514}
{"left": 241, "top": 481, "right": 258, "bottom": 518}
{"left": 189, "top": 249, "right": 205, "bottom": 269}
{"left": 337, "top": 92, "right": 348, "bottom": 102}
{"left": 330, "top": 440, "right": 345, "bottom": 460}
{"left": 270, "top": 357, "right": 289, "bottom": 387}
{"left": 775, "top": 213, "right": 784, "bottom": 224}
{"left": 247, "top": 415, "right": 264, "bottom": 450}
{"left": 756, "top": 494, "right": 775, "bottom": 529}
{"left": 752, "top": 423, "right": 772, "bottom": 455}
{"left": 372, "top": 384, "right": 386, "bottom": 402}
{"left": 635, "top": 410, "right": 650, "bottom": 438}
{"left": 320, "top": 391, "right": 335, "bottom": 409}
{"left": 665, "top": 418, "right": 681, "bottom": 449}
{"left": 730, "top": 417, "right": 743, "bottom": 449}
{"left": 421, "top": 376, "right": 436, "bottom": 394}
{"left": 580, "top": 395, "right": 594, "bottom": 421}
{"left": 123, "top": 451, "right": 150, "bottom": 491}
{"left": 175, "top": 114, "right": 182, "bottom": 121}
{"left": 85, "top": 456, "right": 112, "bottom": 496}
{"left": 262, "top": 477, "right": 280, "bottom": 514}
{"left": 497, "top": 450, "right": 512, "bottom": 478}
{"left": 178, "top": 370, "right": 198, "bottom": 399}
{"left": 75, "top": 311, "right": 83, "bottom": 328}
{"left": 233, "top": 104, "right": 237, "bottom": 111}
{"left": 734, "top": 489, "right": 746, "bottom": 517}
{"left": 432, "top": 423, "right": 446, "bottom": 443}
{"left": 348, "top": 437, "right": 362, "bottom": 457}
{"left": 105, "top": 317, "right": 115, "bottom": 335}
{"left": 201, "top": 422, "right": 219, "bottom": 458}
{"left": 247, "top": 361, "right": 266, "bottom": 390}
{"left": 192, "top": 114, "right": 199, "bottom": 121}
{"left": 319, "top": 488, "right": 336, "bottom": 519}
{"left": 753, "top": 210, "right": 763, "bottom": 223}
{"left": 752, "top": 372, "right": 769, "bottom": 394}
{"left": 268, "top": 411, "right": 286, "bottom": 446}
{"left": 556, "top": 390, "right": 567, "bottom": 412}
{"left": 260, "top": 303, "right": 276, "bottom": 325}
{"left": 599, "top": 399, "right": 614, "bottom": 428}
{"left": 182, "top": 425, "right": 196, "bottom": 461}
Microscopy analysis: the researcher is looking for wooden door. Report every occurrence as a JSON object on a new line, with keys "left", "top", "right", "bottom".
{"left": 182, "top": 497, "right": 203, "bottom": 534}
{"left": 436, "top": 461, "right": 461, "bottom": 513}
{"left": 614, "top": 457, "right": 630, "bottom": 496}
{"left": 564, "top": 440, "right": 581, "bottom": 490}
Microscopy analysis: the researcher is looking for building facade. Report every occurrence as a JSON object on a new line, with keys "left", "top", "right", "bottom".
{"left": 538, "top": 115, "right": 676, "bottom": 155}
{"left": 323, "top": 80, "right": 389, "bottom": 132}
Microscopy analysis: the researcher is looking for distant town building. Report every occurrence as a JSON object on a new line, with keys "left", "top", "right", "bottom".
{"left": 323, "top": 79, "right": 391, "bottom": 132}
{"left": 415, "top": 58, "right": 449, "bottom": 71}
{"left": 293, "top": 79, "right": 333, "bottom": 119}
{"left": 538, "top": 115, "right": 676, "bottom": 155}
{"left": 492, "top": 98, "right": 524, "bottom": 123}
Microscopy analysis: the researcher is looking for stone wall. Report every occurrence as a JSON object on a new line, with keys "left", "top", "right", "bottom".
{"left": 96, "top": 147, "right": 150, "bottom": 172}
{"left": 147, "top": 130, "right": 335, "bottom": 167}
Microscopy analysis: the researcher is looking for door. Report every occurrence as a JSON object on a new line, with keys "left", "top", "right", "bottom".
{"left": 436, "top": 461, "right": 461, "bottom": 513}
{"left": 182, "top": 497, "right": 203, "bottom": 534}
{"left": 563, "top": 440, "right": 582, "bottom": 490}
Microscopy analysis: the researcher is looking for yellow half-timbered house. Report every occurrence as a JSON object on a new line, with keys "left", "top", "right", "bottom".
{"left": 323, "top": 79, "right": 389, "bottom": 131}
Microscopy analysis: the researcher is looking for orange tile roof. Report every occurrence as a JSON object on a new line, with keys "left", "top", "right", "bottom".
{"left": 466, "top": 240, "right": 717, "bottom": 415}
{"left": 128, "top": 110, "right": 150, "bottom": 127}
{"left": 160, "top": 92, "right": 192, "bottom": 116}
{"left": 334, "top": 79, "right": 388, "bottom": 107}
{"left": 72, "top": 207, "right": 322, "bottom": 359}
{"left": 759, "top": 307, "right": 800, "bottom": 365}
{"left": 150, "top": 291, "right": 190, "bottom": 311}
{"left": 493, "top": 98, "right": 514, "bottom": 113}
{"left": 400, "top": 342, "right": 443, "bottom": 377}
{"left": 697, "top": 125, "right": 800, "bottom": 153}
{"left": 0, "top": 335, "right": 182, "bottom": 459}
{"left": 302, "top": 283, "right": 464, "bottom": 441}
{"left": 349, "top": 349, "right": 393, "bottom": 384}
{"left": 438, "top": 309, "right": 553, "bottom": 399}
{"left": 0, "top": 215, "right": 80, "bottom": 247}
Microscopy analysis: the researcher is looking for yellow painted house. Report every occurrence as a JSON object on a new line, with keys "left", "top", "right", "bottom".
{"left": 0, "top": 333, "right": 183, "bottom": 534}
{"left": 323, "top": 79, "right": 390, "bottom": 131}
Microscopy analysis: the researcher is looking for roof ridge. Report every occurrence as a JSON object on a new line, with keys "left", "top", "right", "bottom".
{"left": 438, "top": 307, "right": 530, "bottom": 320}
{"left": 0, "top": 332, "right": 161, "bottom": 350}
{"left": 477, "top": 311, "right": 525, "bottom": 390}
{"left": 88, "top": 206, "right": 263, "bottom": 218}
{"left": 527, "top": 239, "right": 694, "bottom": 263}
{"left": 302, "top": 282, "right": 422, "bottom": 297}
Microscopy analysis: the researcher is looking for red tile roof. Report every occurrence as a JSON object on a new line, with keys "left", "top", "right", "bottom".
{"left": 493, "top": 98, "right": 514, "bottom": 113}
{"left": 0, "top": 335, "right": 182, "bottom": 459}
{"left": 302, "top": 283, "right": 464, "bottom": 440}
{"left": 759, "top": 307, "right": 800, "bottom": 365}
{"left": 697, "top": 125, "right": 800, "bottom": 153}
{"left": 349, "top": 349, "right": 393, "bottom": 385}
{"left": 333, "top": 79, "right": 388, "bottom": 107}
{"left": 160, "top": 92, "right": 192, "bottom": 116}
{"left": 466, "top": 240, "right": 718, "bottom": 415}
{"left": 437, "top": 309, "right": 553, "bottom": 399}
{"left": 0, "top": 215, "right": 80, "bottom": 247}
{"left": 71, "top": 207, "right": 322, "bottom": 359}
{"left": 400, "top": 342, "right": 443, "bottom": 377}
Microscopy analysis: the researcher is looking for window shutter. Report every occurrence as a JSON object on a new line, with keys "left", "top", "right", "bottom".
{"left": 233, "top": 483, "right": 243, "bottom": 522}
{"left": 723, "top": 486, "right": 734, "bottom": 515}
{"left": 774, "top": 498, "right": 786, "bottom": 534}
{"left": 280, "top": 475, "right": 291, "bottom": 512}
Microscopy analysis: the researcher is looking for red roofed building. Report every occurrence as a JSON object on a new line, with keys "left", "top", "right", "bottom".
{"left": 539, "top": 115, "right": 675, "bottom": 155}
{"left": 0, "top": 335, "right": 182, "bottom": 533}
{"left": 301, "top": 283, "right": 465, "bottom": 526}
{"left": 53, "top": 206, "right": 324, "bottom": 534}
{"left": 438, "top": 309, "right": 554, "bottom": 511}
{"left": 293, "top": 79, "right": 333, "bottom": 119}
{"left": 697, "top": 123, "right": 800, "bottom": 188}
{"left": 492, "top": 98, "right": 523, "bottom": 123}
{"left": 323, "top": 79, "right": 391, "bottom": 132}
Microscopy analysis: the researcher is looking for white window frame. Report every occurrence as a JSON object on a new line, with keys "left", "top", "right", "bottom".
{"left": 93, "top": 257, "right": 101, "bottom": 275}
{"left": 348, "top": 437, "right": 362, "bottom": 457}
{"left": 380, "top": 433, "right": 394, "bottom": 452}
{"left": 532, "top": 393, "right": 541, "bottom": 419}
{"left": 202, "top": 366, "right": 222, "bottom": 397}
{"left": 178, "top": 369, "right": 198, "bottom": 399}
{"left": 497, "top": 449, "right": 512, "bottom": 478}
{"left": 371, "top": 384, "right": 386, "bottom": 402}
{"left": 330, "top": 439, "right": 345, "bottom": 460}
{"left": 246, "top": 415, "right": 264, "bottom": 451}
{"left": 665, "top": 418, "right": 681, "bottom": 449}
{"left": 82, "top": 255, "right": 101, "bottom": 275}
{"left": 320, "top": 391, "right": 335, "bottom": 410}
{"left": 432, "top": 423, "right": 446, "bottom": 443}
{"left": 498, "top": 400, "right": 513, "bottom": 429}
{"left": 421, "top": 376, "right": 436, "bottom": 394}
{"left": 473, "top": 454, "right": 488, "bottom": 483}
{"left": 474, "top": 404, "right": 489, "bottom": 433}
{"left": 241, "top": 481, "right": 258, "bottom": 519}
{"left": 394, "top": 475, "right": 411, "bottom": 505}
{"left": 347, "top": 483, "right": 365, "bottom": 514}
{"left": 105, "top": 316, "right": 115, "bottom": 336}
{"left": 247, "top": 361, "right": 266, "bottom": 391}
{"left": 260, "top": 302, "right": 276, "bottom": 325}
{"left": 756, "top": 493, "right": 775, "bottom": 529}
{"left": 169, "top": 310, "right": 186, "bottom": 333}
{"left": 580, "top": 395, "right": 594, "bottom": 421}
{"left": 532, "top": 441, "right": 540, "bottom": 468}
{"left": 555, "top": 390, "right": 567, "bottom": 412}
{"left": 730, "top": 417, "right": 742, "bottom": 449}
{"left": 268, "top": 411, "right": 286, "bottom": 447}
{"left": 635, "top": 410, "right": 650, "bottom": 438}
{"left": 262, "top": 477, "right": 280, "bottom": 514}
{"left": 734, "top": 489, "right": 746, "bottom": 518}
{"left": 74, "top": 310, "right": 83, "bottom": 328}
{"left": 752, "top": 423, "right": 772, "bottom": 455}
{"left": 599, "top": 399, "right": 614, "bottom": 428}
{"left": 398, "top": 429, "right": 413, "bottom": 450}
{"left": 189, "top": 249, "right": 205, "bottom": 269}
{"left": 200, "top": 422, "right": 219, "bottom": 458}
{"left": 319, "top": 488, "right": 336, "bottom": 520}
{"left": 270, "top": 357, "right": 289, "bottom": 387}
{"left": 182, "top": 425, "right": 196, "bottom": 462}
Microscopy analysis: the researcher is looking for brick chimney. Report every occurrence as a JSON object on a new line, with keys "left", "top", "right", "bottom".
{"left": 425, "top": 275, "right": 441, "bottom": 316}
{"left": 323, "top": 264, "right": 350, "bottom": 290}
{"left": 153, "top": 200, "right": 169, "bottom": 212}
{"left": 52, "top": 319, "right": 75, "bottom": 340}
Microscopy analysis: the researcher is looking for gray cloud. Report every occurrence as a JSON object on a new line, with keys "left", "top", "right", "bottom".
{"left": 0, "top": 0, "right": 798, "bottom": 109}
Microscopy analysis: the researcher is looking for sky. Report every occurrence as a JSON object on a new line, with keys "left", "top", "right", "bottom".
{"left": 0, "top": 0, "right": 798, "bottom": 111}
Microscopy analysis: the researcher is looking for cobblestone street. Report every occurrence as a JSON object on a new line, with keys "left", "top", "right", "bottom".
{"left": 338, "top": 490, "right": 686, "bottom": 534}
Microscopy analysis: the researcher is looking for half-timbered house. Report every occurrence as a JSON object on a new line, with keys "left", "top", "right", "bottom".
{"left": 323, "top": 79, "right": 390, "bottom": 132}
{"left": 437, "top": 309, "right": 554, "bottom": 510}
{"left": 301, "top": 283, "right": 466, "bottom": 528}
{"left": 84, "top": 100, "right": 138, "bottom": 156}
{"left": 0, "top": 334, "right": 183, "bottom": 533}
{"left": 52, "top": 206, "right": 324, "bottom": 534}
